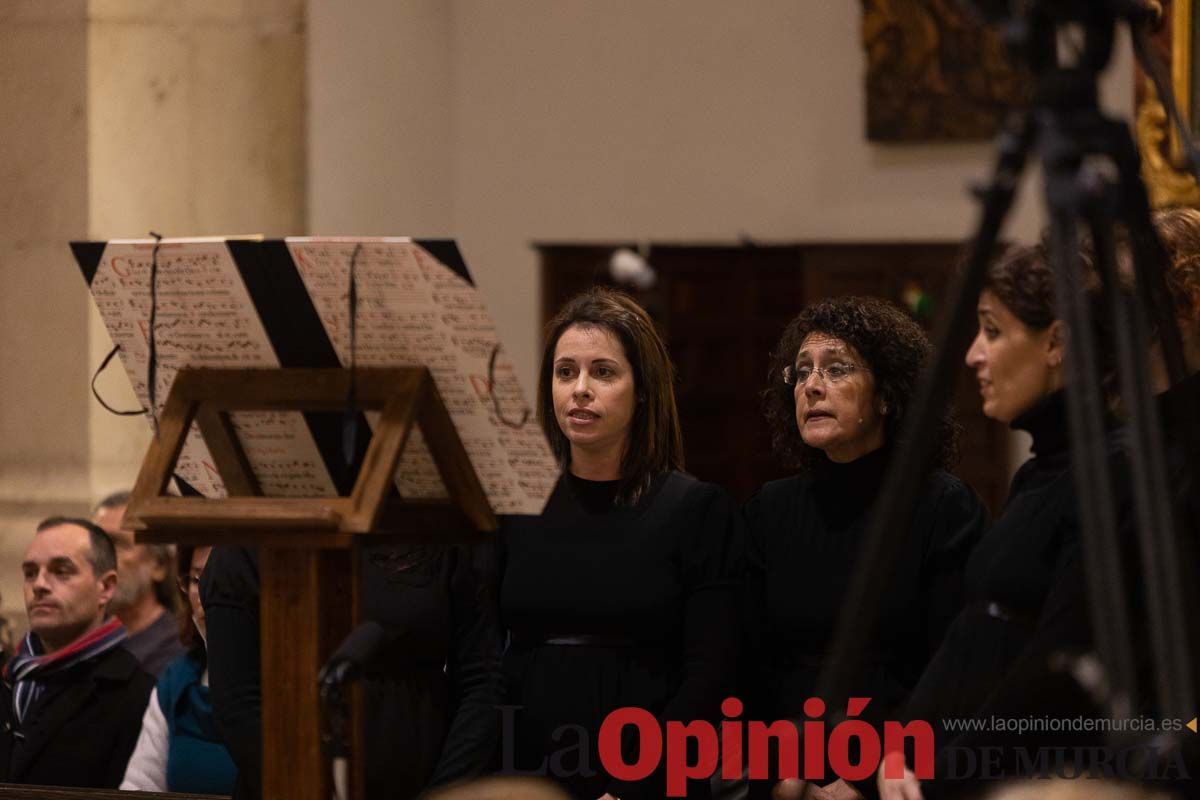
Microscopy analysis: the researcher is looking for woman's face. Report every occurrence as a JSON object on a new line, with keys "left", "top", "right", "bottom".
{"left": 551, "top": 324, "right": 637, "bottom": 464}
{"left": 966, "top": 290, "right": 1064, "bottom": 423}
{"left": 793, "top": 332, "right": 886, "bottom": 463}
{"left": 187, "top": 546, "right": 211, "bottom": 638}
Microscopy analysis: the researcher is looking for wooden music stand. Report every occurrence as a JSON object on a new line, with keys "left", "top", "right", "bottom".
{"left": 123, "top": 367, "right": 497, "bottom": 800}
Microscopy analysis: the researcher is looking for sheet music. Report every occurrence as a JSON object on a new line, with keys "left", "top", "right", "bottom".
{"left": 287, "top": 238, "right": 558, "bottom": 515}
{"left": 88, "top": 239, "right": 337, "bottom": 497}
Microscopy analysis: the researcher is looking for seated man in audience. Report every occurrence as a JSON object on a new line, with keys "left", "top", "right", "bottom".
{"left": 0, "top": 518, "right": 154, "bottom": 787}
{"left": 93, "top": 491, "right": 183, "bottom": 676}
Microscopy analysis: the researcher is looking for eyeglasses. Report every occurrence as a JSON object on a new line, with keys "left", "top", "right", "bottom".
{"left": 782, "top": 363, "right": 868, "bottom": 386}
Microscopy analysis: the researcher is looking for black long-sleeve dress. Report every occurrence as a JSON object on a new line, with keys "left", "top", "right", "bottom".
{"left": 901, "top": 390, "right": 1134, "bottom": 797}
{"left": 742, "top": 446, "right": 987, "bottom": 793}
{"left": 500, "top": 470, "right": 744, "bottom": 800}
{"left": 200, "top": 542, "right": 503, "bottom": 800}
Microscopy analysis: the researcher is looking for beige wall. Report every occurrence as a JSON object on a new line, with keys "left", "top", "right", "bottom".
{"left": 0, "top": 0, "right": 306, "bottom": 636}
{"left": 0, "top": 1, "right": 1137, "bottom": 632}
{"left": 309, "top": 0, "right": 1134, "bottom": 394}
{"left": 0, "top": 1, "right": 91, "bottom": 635}
{"left": 87, "top": 0, "right": 307, "bottom": 497}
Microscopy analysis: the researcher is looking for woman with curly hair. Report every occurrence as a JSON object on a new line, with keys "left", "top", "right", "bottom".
{"left": 745, "top": 295, "right": 988, "bottom": 799}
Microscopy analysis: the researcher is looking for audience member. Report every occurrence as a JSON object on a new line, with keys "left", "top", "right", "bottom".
{"left": 122, "top": 544, "right": 236, "bottom": 794}
{"left": 92, "top": 490, "right": 184, "bottom": 676}
{"left": 0, "top": 518, "right": 154, "bottom": 787}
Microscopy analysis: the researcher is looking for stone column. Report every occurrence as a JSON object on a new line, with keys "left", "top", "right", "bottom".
{"left": 0, "top": 1, "right": 91, "bottom": 634}
{"left": 87, "top": 0, "right": 307, "bottom": 497}
{"left": 0, "top": 0, "right": 306, "bottom": 633}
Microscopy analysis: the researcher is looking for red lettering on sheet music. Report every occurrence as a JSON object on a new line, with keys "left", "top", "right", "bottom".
{"left": 294, "top": 248, "right": 314, "bottom": 271}
{"left": 202, "top": 460, "right": 221, "bottom": 480}
{"left": 110, "top": 257, "right": 132, "bottom": 278}
{"left": 468, "top": 374, "right": 492, "bottom": 403}
{"left": 136, "top": 319, "right": 151, "bottom": 344}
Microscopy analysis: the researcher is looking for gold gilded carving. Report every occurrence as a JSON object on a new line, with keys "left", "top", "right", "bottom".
{"left": 1135, "top": 0, "right": 1200, "bottom": 209}
{"left": 1138, "top": 77, "right": 1200, "bottom": 208}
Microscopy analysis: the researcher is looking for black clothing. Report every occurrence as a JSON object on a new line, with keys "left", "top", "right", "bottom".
{"left": 1161, "top": 370, "right": 1200, "bottom": 534}
{"left": 742, "top": 447, "right": 986, "bottom": 798}
{"left": 123, "top": 607, "right": 186, "bottom": 678}
{"left": 0, "top": 646, "right": 154, "bottom": 787}
{"left": 200, "top": 542, "right": 503, "bottom": 800}
{"left": 1159, "top": 372, "right": 1200, "bottom": 795}
{"left": 500, "top": 470, "right": 744, "bottom": 800}
{"left": 201, "top": 547, "right": 262, "bottom": 800}
{"left": 903, "top": 391, "right": 1132, "bottom": 797}
{"left": 360, "top": 543, "right": 504, "bottom": 797}
{"left": 744, "top": 447, "right": 987, "bottom": 723}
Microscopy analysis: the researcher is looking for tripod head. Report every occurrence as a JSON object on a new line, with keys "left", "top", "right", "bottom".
{"left": 962, "top": 0, "right": 1160, "bottom": 80}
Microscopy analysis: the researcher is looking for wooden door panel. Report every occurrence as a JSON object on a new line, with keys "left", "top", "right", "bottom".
{"left": 539, "top": 242, "right": 1007, "bottom": 512}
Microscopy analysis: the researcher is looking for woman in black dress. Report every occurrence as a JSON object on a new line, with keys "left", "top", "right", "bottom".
{"left": 746, "top": 297, "right": 988, "bottom": 799}
{"left": 500, "top": 287, "right": 743, "bottom": 800}
{"left": 878, "top": 244, "right": 1131, "bottom": 800}
{"left": 201, "top": 540, "right": 502, "bottom": 799}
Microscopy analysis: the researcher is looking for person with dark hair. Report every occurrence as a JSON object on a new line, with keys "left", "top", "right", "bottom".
{"left": 746, "top": 296, "right": 988, "bottom": 799}
{"left": 1132, "top": 207, "right": 1200, "bottom": 394}
{"left": 202, "top": 541, "right": 504, "bottom": 799}
{"left": 122, "top": 544, "right": 236, "bottom": 794}
{"left": 0, "top": 517, "right": 154, "bottom": 787}
{"left": 92, "top": 490, "right": 183, "bottom": 677}
{"left": 878, "top": 244, "right": 1135, "bottom": 800}
{"left": 500, "top": 287, "right": 744, "bottom": 799}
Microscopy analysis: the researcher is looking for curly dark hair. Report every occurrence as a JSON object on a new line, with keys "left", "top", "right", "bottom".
{"left": 762, "top": 296, "right": 960, "bottom": 473}
{"left": 984, "top": 243, "right": 1056, "bottom": 331}
{"left": 1153, "top": 207, "right": 1200, "bottom": 323}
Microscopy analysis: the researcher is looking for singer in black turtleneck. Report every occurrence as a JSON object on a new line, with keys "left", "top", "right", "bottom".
{"left": 746, "top": 297, "right": 988, "bottom": 800}
{"left": 879, "top": 244, "right": 1138, "bottom": 800}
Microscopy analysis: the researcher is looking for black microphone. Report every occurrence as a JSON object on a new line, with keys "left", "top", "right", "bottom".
{"left": 319, "top": 621, "right": 389, "bottom": 688}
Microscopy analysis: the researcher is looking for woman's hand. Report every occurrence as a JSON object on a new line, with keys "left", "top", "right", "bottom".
{"left": 877, "top": 754, "right": 922, "bottom": 800}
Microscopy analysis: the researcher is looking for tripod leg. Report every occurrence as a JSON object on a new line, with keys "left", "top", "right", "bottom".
{"left": 1088, "top": 122, "right": 1198, "bottom": 722}
{"left": 814, "top": 112, "right": 1035, "bottom": 708}
{"left": 1041, "top": 156, "right": 1139, "bottom": 721}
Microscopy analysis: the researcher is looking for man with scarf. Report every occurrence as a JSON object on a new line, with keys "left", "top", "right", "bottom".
{"left": 0, "top": 517, "right": 154, "bottom": 787}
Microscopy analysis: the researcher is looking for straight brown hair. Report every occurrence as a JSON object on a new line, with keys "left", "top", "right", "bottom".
{"left": 537, "top": 288, "right": 684, "bottom": 504}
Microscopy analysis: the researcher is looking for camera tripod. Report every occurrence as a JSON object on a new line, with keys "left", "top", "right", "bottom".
{"left": 814, "top": 0, "right": 1199, "bottom": 784}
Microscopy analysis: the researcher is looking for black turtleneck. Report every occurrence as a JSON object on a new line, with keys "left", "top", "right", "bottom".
{"left": 743, "top": 446, "right": 988, "bottom": 724}
{"left": 500, "top": 470, "right": 744, "bottom": 800}
{"left": 903, "top": 389, "right": 1136, "bottom": 799}
{"left": 1011, "top": 387, "right": 1071, "bottom": 458}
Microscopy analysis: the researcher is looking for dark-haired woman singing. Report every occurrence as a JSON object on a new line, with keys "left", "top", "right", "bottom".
{"left": 746, "top": 296, "right": 988, "bottom": 799}
{"left": 500, "top": 288, "right": 744, "bottom": 800}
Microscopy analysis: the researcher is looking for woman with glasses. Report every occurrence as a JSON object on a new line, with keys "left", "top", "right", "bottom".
{"left": 500, "top": 287, "right": 743, "bottom": 800}
{"left": 122, "top": 545, "right": 237, "bottom": 794}
{"left": 746, "top": 296, "right": 988, "bottom": 799}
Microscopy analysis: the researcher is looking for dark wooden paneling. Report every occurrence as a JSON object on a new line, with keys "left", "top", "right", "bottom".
{"left": 538, "top": 242, "right": 1007, "bottom": 512}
